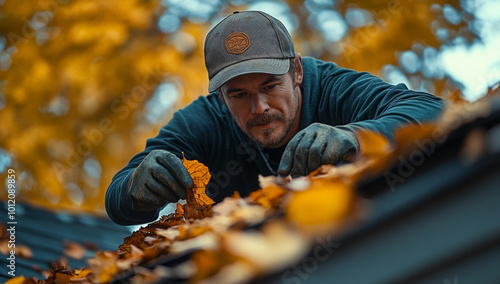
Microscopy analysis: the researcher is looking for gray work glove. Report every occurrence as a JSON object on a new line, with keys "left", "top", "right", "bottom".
{"left": 127, "top": 149, "right": 194, "bottom": 211}
{"left": 278, "top": 123, "right": 359, "bottom": 177}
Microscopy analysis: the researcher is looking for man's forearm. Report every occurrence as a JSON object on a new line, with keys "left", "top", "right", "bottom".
{"left": 346, "top": 86, "right": 444, "bottom": 140}
{"left": 105, "top": 169, "right": 159, "bottom": 225}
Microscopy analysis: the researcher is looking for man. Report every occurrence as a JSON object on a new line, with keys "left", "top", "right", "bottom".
{"left": 106, "top": 11, "right": 443, "bottom": 225}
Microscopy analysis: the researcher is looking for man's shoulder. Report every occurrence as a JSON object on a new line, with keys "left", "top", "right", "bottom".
{"left": 303, "top": 57, "right": 375, "bottom": 85}
{"left": 302, "top": 57, "right": 342, "bottom": 80}
{"left": 188, "top": 92, "right": 224, "bottom": 106}
{"left": 180, "top": 93, "right": 228, "bottom": 114}
{"left": 173, "top": 93, "right": 231, "bottom": 127}
{"left": 302, "top": 56, "right": 338, "bottom": 68}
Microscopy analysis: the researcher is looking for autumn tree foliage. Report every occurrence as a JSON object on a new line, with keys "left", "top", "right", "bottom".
{"left": 0, "top": 0, "right": 209, "bottom": 212}
{"left": 0, "top": 0, "right": 473, "bottom": 213}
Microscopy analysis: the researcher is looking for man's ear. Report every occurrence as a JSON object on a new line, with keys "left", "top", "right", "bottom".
{"left": 294, "top": 53, "right": 303, "bottom": 85}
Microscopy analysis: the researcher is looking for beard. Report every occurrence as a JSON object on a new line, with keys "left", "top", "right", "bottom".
{"left": 244, "top": 88, "right": 300, "bottom": 149}
{"left": 245, "top": 112, "right": 290, "bottom": 148}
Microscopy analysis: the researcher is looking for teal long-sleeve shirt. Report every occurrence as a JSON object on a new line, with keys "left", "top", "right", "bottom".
{"left": 105, "top": 57, "right": 443, "bottom": 225}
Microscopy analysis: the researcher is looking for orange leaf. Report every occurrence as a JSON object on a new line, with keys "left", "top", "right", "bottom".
{"left": 190, "top": 249, "right": 237, "bottom": 282}
{"left": 394, "top": 123, "right": 438, "bottom": 155}
{"left": 182, "top": 153, "right": 214, "bottom": 219}
{"left": 248, "top": 184, "right": 287, "bottom": 209}
{"left": 182, "top": 153, "right": 214, "bottom": 206}
{"left": 356, "top": 130, "right": 395, "bottom": 177}
{"left": 70, "top": 268, "right": 92, "bottom": 281}
{"left": 357, "top": 130, "right": 392, "bottom": 159}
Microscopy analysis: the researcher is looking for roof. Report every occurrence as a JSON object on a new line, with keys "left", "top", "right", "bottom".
{"left": 0, "top": 203, "right": 131, "bottom": 282}
{"left": 2, "top": 97, "right": 500, "bottom": 283}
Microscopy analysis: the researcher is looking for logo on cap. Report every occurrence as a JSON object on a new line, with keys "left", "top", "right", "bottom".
{"left": 225, "top": 32, "right": 250, "bottom": 54}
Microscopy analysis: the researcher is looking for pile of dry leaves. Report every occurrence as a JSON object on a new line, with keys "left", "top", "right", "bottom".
{"left": 6, "top": 93, "right": 498, "bottom": 284}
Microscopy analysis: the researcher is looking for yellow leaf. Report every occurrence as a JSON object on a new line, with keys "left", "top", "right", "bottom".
{"left": 4, "top": 276, "right": 27, "bottom": 284}
{"left": 88, "top": 251, "right": 120, "bottom": 283}
{"left": 286, "top": 179, "right": 354, "bottom": 227}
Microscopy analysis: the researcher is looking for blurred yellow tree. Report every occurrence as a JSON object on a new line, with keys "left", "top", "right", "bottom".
{"left": 0, "top": 0, "right": 472, "bottom": 214}
{"left": 0, "top": 0, "right": 210, "bottom": 213}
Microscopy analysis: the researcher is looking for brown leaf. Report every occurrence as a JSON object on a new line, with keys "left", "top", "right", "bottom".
{"left": 183, "top": 202, "right": 212, "bottom": 220}
{"left": 460, "top": 127, "right": 486, "bottom": 163}
{"left": 44, "top": 264, "right": 91, "bottom": 284}
{"left": 17, "top": 245, "right": 33, "bottom": 259}
{"left": 82, "top": 241, "right": 99, "bottom": 251}
{"left": 0, "top": 239, "right": 9, "bottom": 255}
{"left": 63, "top": 241, "right": 86, "bottom": 260}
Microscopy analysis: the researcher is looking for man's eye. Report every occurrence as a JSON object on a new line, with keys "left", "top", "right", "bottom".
{"left": 231, "top": 92, "right": 245, "bottom": 98}
{"left": 264, "top": 84, "right": 278, "bottom": 91}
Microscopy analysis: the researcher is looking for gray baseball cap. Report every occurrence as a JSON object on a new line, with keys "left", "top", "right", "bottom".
{"left": 204, "top": 11, "right": 295, "bottom": 93}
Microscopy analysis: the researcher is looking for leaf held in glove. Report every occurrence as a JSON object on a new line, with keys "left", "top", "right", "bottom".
{"left": 182, "top": 153, "right": 214, "bottom": 206}
{"left": 182, "top": 153, "right": 214, "bottom": 219}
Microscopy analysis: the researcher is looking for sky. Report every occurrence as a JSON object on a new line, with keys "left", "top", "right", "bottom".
{"left": 439, "top": 0, "right": 500, "bottom": 101}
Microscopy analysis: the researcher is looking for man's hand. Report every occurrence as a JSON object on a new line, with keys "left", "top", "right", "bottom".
{"left": 127, "top": 150, "right": 194, "bottom": 211}
{"left": 278, "top": 123, "right": 359, "bottom": 177}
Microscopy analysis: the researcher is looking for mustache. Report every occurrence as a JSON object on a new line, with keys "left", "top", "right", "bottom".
{"left": 246, "top": 112, "right": 285, "bottom": 128}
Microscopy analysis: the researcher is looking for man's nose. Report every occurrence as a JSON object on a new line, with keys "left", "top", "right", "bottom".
{"left": 251, "top": 92, "right": 270, "bottom": 114}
